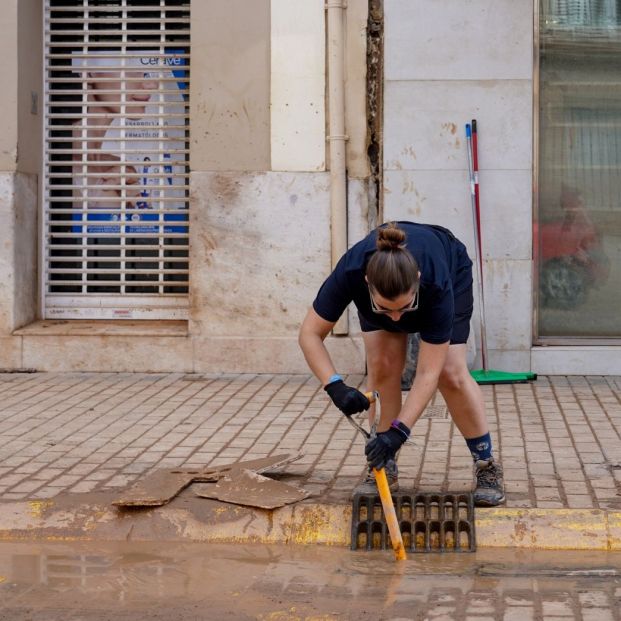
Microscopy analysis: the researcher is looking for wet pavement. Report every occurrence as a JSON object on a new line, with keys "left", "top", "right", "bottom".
{"left": 0, "top": 372, "right": 621, "bottom": 548}
{"left": 1, "top": 541, "right": 621, "bottom": 620}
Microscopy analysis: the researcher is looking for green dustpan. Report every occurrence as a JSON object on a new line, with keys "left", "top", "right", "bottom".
{"left": 470, "top": 368, "right": 537, "bottom": 385}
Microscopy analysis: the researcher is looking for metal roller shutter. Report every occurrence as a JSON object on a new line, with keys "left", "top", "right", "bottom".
{"left": 43, "top": 0, "right": 190, "bottom": 319}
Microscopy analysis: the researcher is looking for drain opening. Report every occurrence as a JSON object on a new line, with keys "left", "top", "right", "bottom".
{"left": 351, "top": 492, "right": 476, "bottom": 553}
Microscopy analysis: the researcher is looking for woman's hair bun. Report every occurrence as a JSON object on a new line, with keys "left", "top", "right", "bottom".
{"left": 376, "top": 222, "right": 406, "bottom": 251}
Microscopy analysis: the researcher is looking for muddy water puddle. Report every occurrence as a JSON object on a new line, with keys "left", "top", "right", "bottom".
{"left": 1, "top": 542, "right": 621, "bottom": 620}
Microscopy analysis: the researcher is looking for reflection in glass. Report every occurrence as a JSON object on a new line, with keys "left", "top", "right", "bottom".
{"left": 538, "top": 1, "right": 620, "bottom": 338}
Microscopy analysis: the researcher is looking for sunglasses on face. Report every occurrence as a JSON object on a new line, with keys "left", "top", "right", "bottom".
{"left": 369, "top": 288, "right": 419, "bottom": 315}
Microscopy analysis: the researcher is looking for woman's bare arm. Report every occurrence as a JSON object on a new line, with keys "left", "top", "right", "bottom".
{"left": 298, "top": 307, "right": 338, "bottom": 386}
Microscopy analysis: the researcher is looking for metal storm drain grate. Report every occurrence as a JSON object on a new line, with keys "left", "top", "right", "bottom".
{"left": 351, "top": 492, "right": 476, "bottom": 553}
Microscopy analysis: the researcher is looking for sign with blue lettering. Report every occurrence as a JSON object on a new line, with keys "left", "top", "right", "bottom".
{"left": 70, "top": 49, "right": 188, "bottom": 235}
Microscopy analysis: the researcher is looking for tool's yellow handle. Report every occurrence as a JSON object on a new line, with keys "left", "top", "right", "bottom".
{"left": 374, "top": 467, "right": 407, "bottom": 560}
{"left": 364, "top": 391, "right": 377, "bottom": 403}
{"left": 364, "top": 389, "right": 406, "bottom": 561}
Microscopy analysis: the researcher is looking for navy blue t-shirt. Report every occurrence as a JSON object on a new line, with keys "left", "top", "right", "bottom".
{"left": 312, "top": 222, "right": 472, "bottom": 344}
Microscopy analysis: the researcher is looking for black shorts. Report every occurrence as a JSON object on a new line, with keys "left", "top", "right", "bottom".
{"left": 358, "top": 280, "right": 474, "bottom": 345}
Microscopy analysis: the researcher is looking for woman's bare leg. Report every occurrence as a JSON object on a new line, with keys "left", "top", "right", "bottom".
{"left": 362, "top": 330, "right": 408, "bottom": 432}
{"left": 437, "top": 343, "right": 488, "bottom": 438}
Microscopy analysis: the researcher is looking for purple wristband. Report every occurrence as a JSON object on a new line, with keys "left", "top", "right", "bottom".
{"left": 390, "top": 419, "right": 411, "bottom": 439}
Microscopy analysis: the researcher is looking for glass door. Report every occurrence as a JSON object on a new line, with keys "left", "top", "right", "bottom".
{"left": 537, "top": 0, "right": 621, "bottom": 339}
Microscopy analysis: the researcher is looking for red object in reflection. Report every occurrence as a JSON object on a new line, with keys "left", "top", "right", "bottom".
{"left": 536, "top": 188, "right": 610, "bottom": 308}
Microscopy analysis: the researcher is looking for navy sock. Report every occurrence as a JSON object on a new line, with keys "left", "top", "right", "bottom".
{"left": 465, "top": 432, "right": 493, "bottom": 462}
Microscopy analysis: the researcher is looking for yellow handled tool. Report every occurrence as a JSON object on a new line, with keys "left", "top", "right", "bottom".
{"left": 364, "top": 391, "right": 407, "bottom": 561}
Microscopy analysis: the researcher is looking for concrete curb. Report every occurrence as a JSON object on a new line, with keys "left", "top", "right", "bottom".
{"left": 475, "top": 508, "right": 621, "bottom": 551}
{"left": 0, "top": 499, "right": 351, "bottom": 545}
{"left": 1, "top": 497, "right": 621, "bottom": 550}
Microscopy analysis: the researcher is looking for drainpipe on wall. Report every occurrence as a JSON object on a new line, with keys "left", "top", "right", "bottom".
{"left": 326, "top": 0, "right": 349, "bottom": 335}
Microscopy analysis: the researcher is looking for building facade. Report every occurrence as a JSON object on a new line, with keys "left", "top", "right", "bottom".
{"left": 0, "top": 0, "right": 619, "bottom": 374}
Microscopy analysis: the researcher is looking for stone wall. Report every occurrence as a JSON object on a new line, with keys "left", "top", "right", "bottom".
{"left": 0, "top": 0, "right": 39, "bottom": 345}
{"left": 382, "top": 0, "right": 534, "bottom": 372}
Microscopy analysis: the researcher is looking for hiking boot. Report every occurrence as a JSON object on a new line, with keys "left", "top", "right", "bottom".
{"left": 354, "top": 459, "right": 399, "bottom": 495}
{"left": 473, "top": 457, "right": 505, "bottom": 507}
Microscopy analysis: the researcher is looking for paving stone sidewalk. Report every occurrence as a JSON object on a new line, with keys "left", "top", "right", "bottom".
{"left": 0, "top": 372, "right": 620, "bottom": 510}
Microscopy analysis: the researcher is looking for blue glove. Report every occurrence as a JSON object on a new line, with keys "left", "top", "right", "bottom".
{"left": 365, "top": 421, "right": 411, "bottom": 469}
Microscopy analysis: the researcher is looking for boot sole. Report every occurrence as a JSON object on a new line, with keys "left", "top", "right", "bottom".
{"left": 474, "top": 494, "right": 505, "bottom": 507}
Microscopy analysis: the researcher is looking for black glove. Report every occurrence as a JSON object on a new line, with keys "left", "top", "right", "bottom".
{"left": 365, "top": 421, "right": 411, "bottom": 470}
{"left": 324, "top": 380, "right": 370, "bottom": 416}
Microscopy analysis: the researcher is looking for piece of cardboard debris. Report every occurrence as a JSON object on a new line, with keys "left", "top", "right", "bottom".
{"left": 112, "top": 453, "right": 302, "bottom": 508}
{"left": 112, "top": 469, "right": 196, "bottom": 507}
{"left": 194, "top": 468, "right": 310, "bottom": 509}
